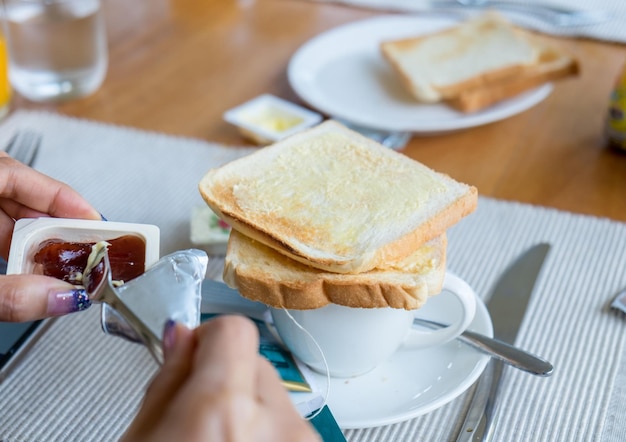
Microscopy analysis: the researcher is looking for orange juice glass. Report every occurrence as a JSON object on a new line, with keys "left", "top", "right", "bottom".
{"left": 0, "top": 34, "right": 10, "bottom": 118}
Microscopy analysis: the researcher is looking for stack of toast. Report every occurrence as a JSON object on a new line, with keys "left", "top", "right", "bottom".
{"left": 380, "top": 12, "right": 579, "bottom": 113}
{"left": 199, "top": 120, "right": 477, "bottom": 310}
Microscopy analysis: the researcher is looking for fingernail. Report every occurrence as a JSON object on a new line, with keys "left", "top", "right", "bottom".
{"left": 100, "top": 213, "right": 108, "bottom": 221}
{"left": 163, "top": 319, "right": 177, "bottom": 353}
{"left": 48, "top": 289, "right": 91, "bottom": 316}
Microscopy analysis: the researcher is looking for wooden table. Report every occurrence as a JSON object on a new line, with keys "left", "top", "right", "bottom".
{"left": 11, "top": 0, "right": 626, "bottom": 221}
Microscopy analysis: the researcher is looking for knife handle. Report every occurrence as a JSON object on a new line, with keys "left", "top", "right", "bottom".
{"left": 455, "top": 360, "right": 504, "bottom": 442}
{"left": 460, "top": 330, "right": 553, "bottom": 376}
{"left": 413, "top": 318, "right": 554, "bottom": 376}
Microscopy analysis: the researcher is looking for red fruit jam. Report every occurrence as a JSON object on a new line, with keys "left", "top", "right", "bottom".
{"left": 33, "top": 235, "right": 146, "bottom": 285}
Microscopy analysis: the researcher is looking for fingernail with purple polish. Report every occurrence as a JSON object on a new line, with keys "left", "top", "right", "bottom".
{"left": 100, "top": 213, "right": 108, "bottom": 221}
{"left": 48, "top": 289, "right": 91, "bottom": 316}
{"left": 163, "top": 319, "right": 177, "bottom": 353}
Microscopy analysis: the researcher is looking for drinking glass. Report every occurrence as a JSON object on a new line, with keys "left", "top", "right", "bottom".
{"left": 1, "top": 0, "right": 107, "bottom": 102}
{"left": 0, "top": 29, "right": 10, "bottom": 116}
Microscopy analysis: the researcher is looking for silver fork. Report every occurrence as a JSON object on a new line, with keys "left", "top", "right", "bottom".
{"left": 4, "top": 130, "right": 42, "bottom": 166}
{"left": 0, "top": 130, "right": 42, "bottom": 273}
{"left": 336, "top": 119, "right": 412, "bottom": 150}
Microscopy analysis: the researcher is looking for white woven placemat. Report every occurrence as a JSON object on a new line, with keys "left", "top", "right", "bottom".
{"left": 0, "top": 111, "right": 625, "bottom": 441}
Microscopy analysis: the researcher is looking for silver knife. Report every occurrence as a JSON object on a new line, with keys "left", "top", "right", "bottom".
{"left": 455, "top": 243, "right": 551, "bottom": 442}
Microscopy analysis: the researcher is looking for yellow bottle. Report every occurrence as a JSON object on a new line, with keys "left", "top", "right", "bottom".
{"left": 0, "top": 34, "right": 10, "bottom": 119}
{"left": 608, "top": 63, "right": 626, "bottom": 152}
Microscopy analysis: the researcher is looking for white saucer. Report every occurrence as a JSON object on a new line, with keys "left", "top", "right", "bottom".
{"left": 200, "top": 279, "right": 492, "bottom": 429}
{"left": 287, "top": 15, "right": 552, "bottom": 134}
{"left": 309, "top": 289, "right": 492, "bottom": 429}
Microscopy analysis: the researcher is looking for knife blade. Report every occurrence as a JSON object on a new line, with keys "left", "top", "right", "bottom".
{"left": 455, "top": 243, "right": 551, "bottom": 442}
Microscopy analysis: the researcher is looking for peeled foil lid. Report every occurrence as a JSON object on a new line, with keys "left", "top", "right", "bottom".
{"left": 101, "top": 249, "right": 208, "bottom": 343}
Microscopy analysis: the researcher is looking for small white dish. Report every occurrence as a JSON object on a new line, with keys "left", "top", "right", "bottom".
{"left": 7, "top": 218, "right": 160, "bottom": 275}
{"left": 287, "top": 15, "right": 552, "bottom": 134}
{"left": 310, "top": 289, "right": 492, "bottom": 429}
{"left": 223, "top": 94, "right": 323, "bottom": 144}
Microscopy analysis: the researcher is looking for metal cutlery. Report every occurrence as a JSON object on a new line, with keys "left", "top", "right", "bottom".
{"left": 335, "top": 118, "right": 412, "bottom": 150}
{"left": 0, "top": 131, "right": 42, "bottom": 274}
{"left": 83, "top": 244, "right": 164, "bottom": 365}
{"left": 441, "top": 0, "right": 611, "bottom": 27}
{"left": 4, "top": 130, "right": 42, "bottom": 166}
{"left": 455, "top": 243, "right": 551, "bottom": 441}
{"left": 610, "top": 288, "right": 626, "bottom": 314}
{"left": 413, "top": 317, "right": 553, "bottom": 376}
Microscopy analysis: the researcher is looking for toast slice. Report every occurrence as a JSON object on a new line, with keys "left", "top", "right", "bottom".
{"left": 199, "top": 120, "right": 477, "bottom": 274}
{"left": 223, "top": 229, "right": 447, "bottom": 310}
{"left": 380, "top": 12, "right": 538, "bottom": 103}
{"left": 447, "top": 39, "right": 579, "bottom": 112}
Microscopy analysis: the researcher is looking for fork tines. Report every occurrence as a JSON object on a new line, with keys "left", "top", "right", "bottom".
{"left": 5, "top": 130, "right": 42, "bottom": 166}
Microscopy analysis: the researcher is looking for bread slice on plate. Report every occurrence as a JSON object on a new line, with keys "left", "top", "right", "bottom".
{"left": 380, "top": 12, "right": 538, "bottom": 103}
{"left": 199, "top": 120, "right": 477, "bottom": 274}
{"left": 223, "top": 229, "right": 447, "bottom": 310}
{"left": 447, "top": 37, "right": 579, "bottom": 112}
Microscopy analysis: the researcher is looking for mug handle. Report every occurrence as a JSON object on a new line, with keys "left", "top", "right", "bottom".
{"left": 402, "top": 272, "right": 477, "bottom": 349}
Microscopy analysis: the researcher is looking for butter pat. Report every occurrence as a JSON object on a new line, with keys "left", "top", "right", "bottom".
{"left": 224, "top": 94, "right": 323, "bottom": 145}
{"left": 190, "top": 205, "right": 231, "bottom": 255}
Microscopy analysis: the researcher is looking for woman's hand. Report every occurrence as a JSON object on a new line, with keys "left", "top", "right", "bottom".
{"left": 123, "top": 315, "right": 321, "bottom": 442}
{"left": 0, "top": 153, "right": 100, "bottom": 321}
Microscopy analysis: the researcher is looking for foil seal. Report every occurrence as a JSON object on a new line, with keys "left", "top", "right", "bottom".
{"left": 101, "top": 249, "right": 208, "bottom": 343}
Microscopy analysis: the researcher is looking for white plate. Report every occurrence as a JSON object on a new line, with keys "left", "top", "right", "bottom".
{"left": 287, "top": 15, "right": 552, "bottom": 134}
{"left": 310, "top": 289, "right": 492, "bottom": 429}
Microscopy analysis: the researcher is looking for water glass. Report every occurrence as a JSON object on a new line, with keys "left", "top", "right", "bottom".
{"left": 1, "top": 0, "right": 107, "bottom": 102}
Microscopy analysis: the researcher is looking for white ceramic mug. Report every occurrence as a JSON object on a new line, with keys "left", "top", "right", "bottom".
{"left": 269, "top": 272, "right": 476, "bottom": 378}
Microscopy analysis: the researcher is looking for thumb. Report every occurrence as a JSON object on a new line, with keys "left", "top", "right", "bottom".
{"left": 0, "top": 274, "right": 91, "bottom": 322}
